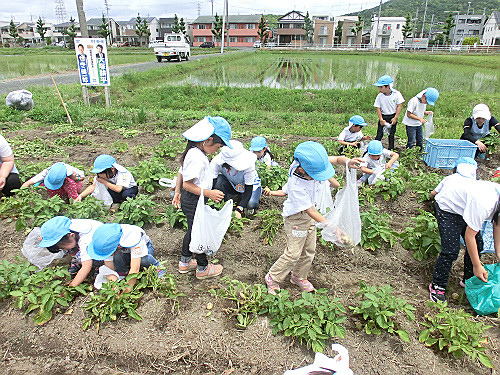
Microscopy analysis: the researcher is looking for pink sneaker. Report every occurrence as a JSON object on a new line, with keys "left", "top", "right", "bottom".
{"left": 265, "top": 272, "right": 280, "bottom": 295}
{"left": 290, "top": 273, "right": 315, "bottom": 292}
{"left": 196, "top": 264, "right": 223, "bottom": 280}
{"left": 178, "top": 259, "right": 197, "bottom": 274}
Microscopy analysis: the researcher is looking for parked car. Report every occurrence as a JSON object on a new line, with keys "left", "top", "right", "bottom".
{"left": 200, "top": 41, "right": 215, "bottom": 48}
{"left": 253, "top": 41, "right": 261, "bottom": 48}
{"left": 119, "top": 42, "right": 130, "bottom": 47}
{"left": 265, "top": 42, "right": 276, "bottom": 48}
{"left": 55, "top": 41, "right": 66, "bottom": 47}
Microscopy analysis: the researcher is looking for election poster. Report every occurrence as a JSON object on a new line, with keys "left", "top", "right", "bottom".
{"left": 74, "top": 38, "right": 110, "bottom": 86}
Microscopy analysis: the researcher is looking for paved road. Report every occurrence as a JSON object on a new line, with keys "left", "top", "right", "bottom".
{"left": 0, "top": 53, "right": 219, "bottom": 95}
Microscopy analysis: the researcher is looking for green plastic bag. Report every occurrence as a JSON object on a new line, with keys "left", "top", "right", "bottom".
{"left": 465, "top": 263, "right": 500, "bottom": 315}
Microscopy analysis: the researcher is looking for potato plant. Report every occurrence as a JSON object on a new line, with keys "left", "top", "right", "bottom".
{"left": 400, "top": 210, "right": 441, "bottom": 260}
{"left": 256, "top": 209, "right": 283, "bottom": 246}
{"left": 0, "top": 257, "right": 38, "bottom": 300}
{"left": 115, "top": 194, "right": 161, "bottom": 226}
{"left": 129, "top": 158, "right": 173, "bottom": 193}
{"left": 256, "top": 163, "right": 289, "bottom": 191}
{"left": 360, "top": 207, "right": 398, "bottom": 251}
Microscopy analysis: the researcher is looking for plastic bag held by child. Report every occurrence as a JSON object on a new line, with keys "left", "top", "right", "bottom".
{"left": 465, "top": 263, "right": 500, "bottom": 316}
{"left": 6, "top": 89, "right": 34, "bottom": 111}
{"left": 284, "top": 344, "right": 353, "bottom": 375}
{"left": 367, "top": 165, "right": 386, "bottom": 185}
{"left": 189, "top": 189, "right": 233, "bottom": 256}
{"left": 91, "top": 179, "right": 113, "bottom": 207}
{"left": 321, "top": 163, "right": 361, "bottom": 247}
{"left": 22, "top": 227, "right": 64, "bottom": 270}
{"left": 316, "top": 180, "right": 334, "bottom": 215}
{"left": 424, "top": 113, "right": 435, "bottom": 139}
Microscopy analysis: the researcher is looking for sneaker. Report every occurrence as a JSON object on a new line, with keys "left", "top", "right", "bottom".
{"left": 290, "top": 273, "right": 315, "bottom": 292}
{"left": 178, "top": 259, "right": 197, "bottom": 274}
{"left": 265, "top": 272, "right": 280, "bottom": 295}
{"left": 157, "top": 269, "right": 167, "bottom": 278}
{"left": 196, "top": 264, "right": 223, "bottom": 280}
{"left": 459, "top": 279, "right": 466, "bottom": 288}
{"left": 429, "top": 283, "right": 446, "bottom": 302}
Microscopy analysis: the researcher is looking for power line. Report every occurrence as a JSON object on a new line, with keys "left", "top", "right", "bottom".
{"left": 55, "top": 0, "right": 68, "bottom": 23}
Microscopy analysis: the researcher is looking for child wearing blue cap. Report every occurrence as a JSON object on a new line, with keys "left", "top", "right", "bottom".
{"left": 75, "top": 154, "right": 137, "bottom": 204}
{"left": 337, "top": 115, "right": 371, "bottom": 154}
{"left": 249, "top": 136, "right": 278, "bottom": 168}
{"left": 21, "top": 162, "right": 85, "bottom": 200}
{"left": 87, "top": 223, "right": 162, "bottom": 290}
{"left": 263, "top": 141, "right": 361, "bottom": 294}
{"left": 175, "top": 116, "right": 232, "bottom": 280}
{"left": 402, "top": 87, "right": 439, "bottom": 149}
{"left": 373, "top": 75, "right": 405, "bottom": 151}
{"left": 358, "top": 140, "right": 399, "bottom": 186}
{"left": 37, "top": 216, "right": 103, "bottom": 286}
{"left": 428, "top": 158, "right": 499, "bottom": 302}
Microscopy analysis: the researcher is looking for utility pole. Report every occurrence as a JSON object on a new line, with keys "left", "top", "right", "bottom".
{"left": 104, "top": 0, "right": 111, "bottom": 44}
{"left": 226, "top": 0, "right": 229, "bottom": 48}
{"left": 374, "top": 0, "right": 382, "bottom": 48}
{"left": 421, "top": 0, "right": 428, "bottom": 37}
{"left": 209, "top": 0, "right": 214, "bottom": 16}
{"left": 414, "top": 7, "right": 418, "bottom": 36}
{"left": 428, "top": 14, "right": 434, "bottom": 40}
{"left": 197, "top": 1, "right": 201, "bottom": 17}
{"left": 75, "top": 0, "right": 90, "bottom": 105}
{"left": 220, "top": 0, "right": 227, "bottom": 53}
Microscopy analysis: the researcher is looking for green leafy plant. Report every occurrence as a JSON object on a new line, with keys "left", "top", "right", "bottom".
{"left": 350, "top": 281, "right": 415, "bottom": 343}
{"left": 257, "top": 209, "right": 283, "bottom": 246}
{"left": 399, "top": 147, "right": 423, "bottom": 170}
{"left": 66, "top": 196, "right": 110, "bottom": 222}
{"left": 0, "top": 257, "right": 38, "bottom": 300}
{"left": 408, "top": 171, "right": 442, "bottom": 202}
{"left": 481, "top": 134, "right": 500, "bottom": 152}
{"left": 154, "top": 136, "right": 185, "bottom": 158}
{"left": 400, "top": 210, "right": 441, "bottom": 260}
{"left": 53, "top": 134, "right": 91, "bottom": 146}
{"left": 260, "top": 289, "right": 346, "bottom": 353}
{"left": 129, "top": 158, "right": 173, "bottom": 193}
{"left": 112, "top": 140, "right": 129, "bottom": 153}
{"left": 115, "top": 194, "right": 161, "bottom": 226}
{"left": 256, "top": 163, "right": 289, "bottom": 191}
{"left": 372, "top": 168, "right": 407, "bottom": 201}
{"left": 342, "top": 145, "right": 362, "bottom": 159}
{"left": 117, "top": 128, "right": 142, "bottom": 138}
{"left": 9, "top": 136, "right": 66, "bottom": 158}
{"left": 163, "top": 204, "right": 188, "bottom": 229}
{"left": 228, "top": 215, "right": 250, "bottom": 236}
{"left": 419, "top": 301, "right": 493, "bottom": 368}
{"left": 360, "top": 207, "right": 398, "bottom": 251}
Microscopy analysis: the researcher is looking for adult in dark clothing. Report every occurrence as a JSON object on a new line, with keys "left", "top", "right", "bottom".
{"left": 460, "top": 103, "right": 499, "bottom": 155}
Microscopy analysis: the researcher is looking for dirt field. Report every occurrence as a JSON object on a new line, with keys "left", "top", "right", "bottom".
{"left": 0, "top": 124, "right": 499, "bottom": 375}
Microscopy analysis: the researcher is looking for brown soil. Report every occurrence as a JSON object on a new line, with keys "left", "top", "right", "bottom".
{"left": 0, "top": 126, "right": 499, "bottom": 375}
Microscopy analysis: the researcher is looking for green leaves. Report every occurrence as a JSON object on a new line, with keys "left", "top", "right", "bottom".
{"left": 256, "top": 209, "right": 283, "bottom": 246}
{"left": 129, "top": 157, "right": 174, "bottom": 193}
{"left": 256, "top": 163, "right": 288, "bottom": 191}
{"left": 360, "top": 208, "right": 398, "bottom": 251}
{"left": 400, "top": 209, "right": 441, "bottom": 260}
{"left": 114, "top": 194, "right": 160, "bottom": 227}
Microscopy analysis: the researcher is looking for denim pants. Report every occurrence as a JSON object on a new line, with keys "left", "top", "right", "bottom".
{"left": 432, "top": 204, "right": 483, "bottom": 288}
{"left": 180, "top": 189, "right": 208, "bottom": 268}
{"left": 375, "top": 113, "right": 397, "bottom": 150}
{"left": 405, "top": 125, "right": 423, "bottom": 149}
{"left": 108, "top": 185, "right": 139, "bottom": 203}
{"left": 113, "top": 239, "right": 159, "bottom": 275}
{"left": 214, "top": 174, "right": 262, "bottom": 209}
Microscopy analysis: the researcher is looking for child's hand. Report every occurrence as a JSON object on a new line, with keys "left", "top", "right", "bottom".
{"left": 390, "top": 118, "right": 397, "bottom": 125}
{"left": 207, "top": 189, "right": 224, "bottom": 203}
{"left": 73, "top": 195, "right": 82, "bottom": 203}
{"left": 347, "top": 158, "right": 363, "bottom": 169}
{"left": 420, "top": 119, "right": 427, "bottom": 125}
{"left": 263, "top": 186, "right": 272, "bottom": 196}
{"left": 385, "top": 163, "right": 392, "bottom": 169}
{"left": 172, "top": 192, "right": 181, "bottom": 208}
{"left": 473, "top": 264, "right": 488, "bottom": 283}
{"left": 425, "top": 111, "right": 434, "bottom": 115}
{"left": 475, "top": 140, "right": 487, "bottom": 153}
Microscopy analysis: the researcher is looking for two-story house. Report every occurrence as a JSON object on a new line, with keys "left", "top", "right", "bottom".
{"left": 450, "top": 14, "right": 487, "bottom": 45}
{"left": 117, "top": 17, "right": 160, "bottom": 45}
{"left": 192, "top": 15, "right": 261, "bottom": 47}
{"left": 276, "top": 10, "right": 307, "bottom": 46}
{"left": 313, "top": 20, "right": 334, "bottom": 46}
{"left": 370, "top": 17, "right": 405, "bottom": 48}
{"left": 482, "top": 12, "right": 500, "bottom": 46}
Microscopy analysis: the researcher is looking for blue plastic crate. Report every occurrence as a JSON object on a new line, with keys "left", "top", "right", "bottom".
{"left": 423, "top": 138, "right": 477, "bottom": 169}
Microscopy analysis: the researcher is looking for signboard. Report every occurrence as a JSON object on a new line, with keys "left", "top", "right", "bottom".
{"left": 74, "top": 38, "right": 110, "bottom": 86}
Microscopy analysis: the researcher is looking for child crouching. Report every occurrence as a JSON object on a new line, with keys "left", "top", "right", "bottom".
{"left": 359, "top": 140, "right": 399, "bottom": 186}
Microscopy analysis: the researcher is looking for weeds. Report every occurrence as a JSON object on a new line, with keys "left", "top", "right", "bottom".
{"left": 112, "top": 140, "right": 129, "bottom": 153}
{"left": 257, "top": 209, "right": 283, "bottom": 246}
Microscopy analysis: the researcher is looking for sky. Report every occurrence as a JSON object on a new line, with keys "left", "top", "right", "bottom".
{"left": 1, "top": 0, "right": 388, "bottom": 24}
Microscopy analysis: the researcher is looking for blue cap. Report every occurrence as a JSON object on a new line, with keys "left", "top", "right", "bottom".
{"left": 38, "top": 216, "right": 71, "bottom": 247}
{"left": 87, "top": 223, "right": 122, "bottom": 260}
{"left": 44, "top": 162, "right": 67, "bottom": 190}
{"left": 455, "top": 157, "right": 477, "bottom": 168}
{"left": 367, "top": 140, "right": 384, "bottom": 155}
{"left": 207, "top": 116, "right": 232, "bottom": 148}
{"left": 424, "top": 87, "right": 439, "bottom": 106}
{"left": 249, "top": 136, "right": 267, "bottom": 151}
{"left": 91, "top": 154, "right": 116, "bottom": 173}
{"left": 294, "top": 141, "right": 335, "bottom": 181}
{"left": 374, "top": 75, "right": 394, "bottom": 87}
{"left": 349, "top": 115, "right": 367, "bottom": 127}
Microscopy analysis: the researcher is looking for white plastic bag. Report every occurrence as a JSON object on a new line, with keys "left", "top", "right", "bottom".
{"left": 159, "top": 176, "right": 177, "bottom": 188}
{"left": 315, "top": 180, "right": 334, "bottom": 215}
{"left": 22, "top": 227, "right": 64, "bottom": 270}
{"left": 189, "top": 190, "right": 233, "bottom": 256}
{"left": 284, "top": 344, "right": 353, "bottom": 375}
{"left": 6, "top": 89, "right": 34, "bottom": 110}
{"left": 321, "top": 163, "right": 361, "bottom": 248}
{"left": 91, "top": 179, "right": 113, "bottom": 207}
{"left": 94, "top": 265, "right": 124, "bottom": 289}
{"left": 368, "top": 165, "right": 386, "bottom": 185}
{"left": 383, "top": 124, "right": 392, "bottom": 136}
{"left": 424, "top": 113, "right": 435, "bottom": 139}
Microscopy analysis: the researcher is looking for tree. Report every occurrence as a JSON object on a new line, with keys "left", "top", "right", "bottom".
{"left": 302, "top": 11, "right": 314, "bottom": 44}
{"left": 351, "top": 16, "right": 363, "bottom": 42}
{"left": 211, "top": 13, "right": 225, "bottom": 46}
{"left": 36, "top": 17, "right": 47, "bottom": 44}
{"left": 462, "top": 36, "right": 480, "bottom": 45}
{"left": 334, "top": 21, "right": 343, "bottom": 45}
{"left": 135, "top": 15, "right": 150, "bottom": 46}
{"left": 142, "top": 18, "right": 151, "bottom": 44}
{"left": 66, "top": 17, "right": 77, "bottom": 49}
{"left": 98, "top": 14, "right": 111, "bottom": 40}
{"left": 402, "top": 13, "right": 413, "bottom": 40}
{"left": 179, "top": 18, "right": 186, "bottom": 35}
{"left": 257, "top": 15, "right": 268, "bottom": 45}
{"left": 172, "top": 14, "right": 180, "bottom": 33}
{"left": 9, "top": 20, "right": 18, "bottom": 46}
{"left": 442, "top": 14, "right": 456, "bottom": 45}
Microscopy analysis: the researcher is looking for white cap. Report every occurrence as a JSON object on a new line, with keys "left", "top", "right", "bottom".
{"left": 472, "top": 103, "right": 491, "bottom": 121}
{"left": 220, "top": 140, "right": 257, "bottom": 171}
{"left": 119, "top": 224, "right": 144, "bottom": 248}
{"left": 182, "top": 117, "right": 214, "bottom": 142}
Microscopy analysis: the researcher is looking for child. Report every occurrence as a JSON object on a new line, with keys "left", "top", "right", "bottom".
{"left": 402, "top": 87, "right": 439, "bottom": 149}
{"left": 211, "top": 140, "right": 261, "bottom": 216}
{"left": 87, "top": 223, "right": 162, "bottom": 291}
{"left": 263, "top": 141, "right": 360, "bottom": 294}
{"left": 75, "top": 154, "right": 137, "bottom": 204}
{"left": 249, "top": 136, "right": 278, "bottom": 167}
{"left": 38, "top": 216, "right": 103, "bottom": 286}
{"left": 428, "top": 160, "right": 499, "bottom": 302}
{"left": 373, "top": 75, "right": 405, "bottom": 150}
{"left": 0, "top": 133, "right": 21, "bottom": 197}
{"left": 21, "top": 162, "right": 84, "bottom": 201}
{"left": 359, "top": 140, "right": 399, "bottom": 185}
{"left": 460, "top": 103, "right": 499, "bottom": 158}
{"left": 176, "top": 116, "right": 232, "bottom": 279}
{"left": 337, "top": 115, "right": 371, "bottom": 154}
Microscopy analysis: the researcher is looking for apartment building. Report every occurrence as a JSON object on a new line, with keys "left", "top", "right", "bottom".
{"left": 192, "top": 15, "right": 262, "bottom": 47}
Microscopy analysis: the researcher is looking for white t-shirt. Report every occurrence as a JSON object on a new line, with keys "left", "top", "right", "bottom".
{"left": 70, "top": 219, "right": 103, "bottom": 262}
{"left": 338, "top": 126, "right": 364, "bottom": 142}
{"left": 435, "top": 178, "right": 499, "bottom": 232}
{"left": 282, "top": 162, "right": 319, "bottom": 218}
{"left": 31, "top": 163, "right": 84, "bottom": 184}
{"left": 257, "top": 152, "right": 273, "bottom": 166}
{"left": 362, "top": 149, "right": 393, "bottom": 170}
{"left": 373, "top": 89, "right": 405, "bottom": 115}
{"left": 104, "top": 224, "right": 150, "bottom": 262}
{"left": 0, "top": 134, "right": 18, "bottom": 174}
{"left": 180, "top": 147, "right": 213, "bottom": 190}
{"left": 210, "top": 153, "right": 257, "bottom": 192}
{"left": 402, "top": 91, "right": 427, "bottom": 127}
{"left": 108, "top": 163, "right": 136, "bottom": 188}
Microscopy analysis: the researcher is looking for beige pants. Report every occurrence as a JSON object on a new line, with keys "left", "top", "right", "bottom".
{"left": 269, "top": 211, "right": 316, "bottom": 283}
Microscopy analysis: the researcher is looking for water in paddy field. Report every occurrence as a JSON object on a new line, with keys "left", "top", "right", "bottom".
{"left": 162, "top": 54, "right": 499, "bottom": 93}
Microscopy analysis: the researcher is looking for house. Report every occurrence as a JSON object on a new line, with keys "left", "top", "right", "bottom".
{"left": 276, "top": 10, "right": 306, "bottom": 46}
{"left": 311, "top": 13, "right": 332, "bottom": 22}
{"left": 85, "top": 18, "right": 120, "bottom": 44}
{"left": 482, "top": 12, "right": 500, "bottom": 46}
{"left": 159, "top": 18, "right": 175, "bottom": 40}
{"left": 117, "top": 17, "right": 160, "bottom": 45}
{"left": 333, "top": 16, "right": 361, "bottom": 46}
{"left": 53, "top": 20, "right": 82, "bottom": 43}
{"left": 450, "top": 14, "right": 487, "bottom": 45}
{"left": 192, "top": 15, "right": 262, "bottom": 47}
{"left": 370, "top": 16, "right": 405, "bottom": 48}
{"left": 313, "top": 20, "right": 334, "bottom": 46}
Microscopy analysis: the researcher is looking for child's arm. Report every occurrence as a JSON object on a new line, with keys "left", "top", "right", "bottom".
{"left": 328, "top": 156, "right": 362, "bottom": 169}
{"left": 305, "top": 206, "right": 328, "bottom": 224}
{"left": 328, "top": 177, "right": 340, "bottom": 189}
{"left": 429, "top": 190, "right": 438, "bottom": 200}
{"left": 406, "top": 110, "right": 426, "bottom": 125}
{"left": 263, "top": 187, "right": 286, "bottom": 197}
{"left": 69, "top": 260, "right": 92, "bottom": 287}
{"left": 386, "top": 152, "right": 399, "bottom": 169}
{"left": 96, "top": 177, "right": 122, "bottom": 193}
{"left": 172, "top": 172, "right": 182, "bottom": 208}
{"left": 464, "top": 226, "right": 488, "bottom": 282}
{"left": 21, "top": 168, "right": 47, "bottom": 188}
{"left": 360, "top": 166, "right": 374, "bottom": 175}
{"left": 376, "top": 107, "right": 386, "bottom": 125}
{"left": 74, "top": 181, "right": 96, "bottom": 202}
{"left": 123, "top": 257, "right": 141, "bottom": 292}
{"left": 68, "top": 171, "right": 84, "bottom": 183}
{"left": 494, "top": 220, "right": 500, "bottom": 259}
{"left": 338, "top": 139, "right": 358, "bottom": 147}
{"left": 424, "top": 110, "right": 434, "bottom": 115}
{"left": 183, "top": 180, "right": 224, "bottom": 202}
{"left": 392, "top": 103, "right": 403, "bottom": 125}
